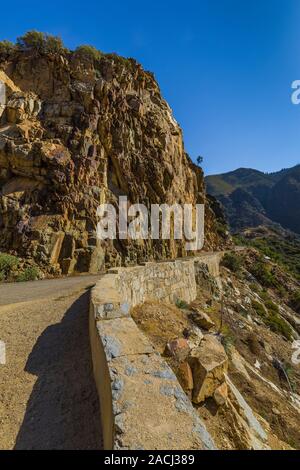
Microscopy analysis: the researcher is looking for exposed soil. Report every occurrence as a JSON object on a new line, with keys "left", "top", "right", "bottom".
{"left": 132, "top": 301, "right": 191, "bottom": 354}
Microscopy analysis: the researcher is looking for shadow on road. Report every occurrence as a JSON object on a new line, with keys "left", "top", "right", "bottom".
{"left": 14, "top": 291, "right": 103, "bottom": 449}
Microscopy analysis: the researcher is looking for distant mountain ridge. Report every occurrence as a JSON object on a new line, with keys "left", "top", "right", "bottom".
{"left": 205, "top": 165, "right": 300, "bottom": 233}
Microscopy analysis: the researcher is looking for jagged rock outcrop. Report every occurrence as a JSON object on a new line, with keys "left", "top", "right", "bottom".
{"left": 0, "top": 47, "right": 227, "bottom": 275}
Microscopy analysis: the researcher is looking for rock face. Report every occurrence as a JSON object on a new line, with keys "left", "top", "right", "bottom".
{"left": 0, "top": 48, "right": 227, "bottom": 275}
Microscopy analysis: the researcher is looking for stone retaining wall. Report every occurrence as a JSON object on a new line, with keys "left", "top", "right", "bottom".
{"left": 89, "top": 254, "right": 223, "bottom": 450}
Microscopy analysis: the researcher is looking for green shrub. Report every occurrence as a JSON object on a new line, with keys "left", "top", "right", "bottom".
{"left": 282, "top": 362, "right": 296, "bottom": 392}
{"left": 265, "top": 312, "right": 292, "bottom": 340}
{"left": 221, "top": 252, "right": 242, "bottom": 273}
{"left": 44, "top": 35, "right": 68, "bottom": 55}
{"left": 234, "top": 232, "right": 300, "bottom": 281}
{"left": 252, "top": 300, "right": 267, "bottom": 317}
{"left": 0, "top": 253, "right": 19, "bottom": 276}
{"left": 259, "top": 289, "right": 271, "bottom": 302}
{"left": 0, "top": 40, "right": 16, "bottom": 57}
{"left": 17, "top": 31, "right": 67, "bottom": 55}
{"left": 233, "top": 234, "right": 245, "bottom": 246}
{"left": 175, "top": 298, "right": 188, "bottom": 309}
{"left": 265, "top": 299, "right": 279, "bottom": 314}
{"left": 16, "top": 266, "right": 39, "bottom": 282}
{"left": 0, "top": 271, "right": 4, "bottom": 282}
{"left": 289, "top": 290, "right": 300, "bottom": 313}
{"left": 221, "top": 325, "right": 236, "bottom": 357}
{"left": 216, "top": 222, "right": 228, "bottom": 237}
{"left": 17, "top": 31, "right": 45, "bottom": 51}
{"left": 105, "top": 53, "right": 130, "bottom": 65}
{"left": 252, "top": 298, "right": 291, "bottom": 339}
{"left": 276, "top": 285, "right": 287, "bottom": 299}
{"left": 249, "top": 262, "right": 278, "bottom": 288}
{"left": 74, "top": 45, "right": 101, "bottom": 62}
{"left": 249, "top": 283, "right": 260, "bottom": 294}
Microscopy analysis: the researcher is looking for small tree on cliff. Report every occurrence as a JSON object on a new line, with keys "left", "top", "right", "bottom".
{"left": 74, "top": 45, "right": 102, "bottom": 62}
{"left": 17, "top": 31, "right": 68, "bottom": 55}
{"left": 17, "top": 31, "right": 45, "bottom": 52}
{"left": 197, "top": 155, "right": 204, "bottom": 166}
{"left": 45, "top": 35, "right": 68, "bottom": 55}
{"left": 0, "top": 40, "right": 16, "bottom": 58}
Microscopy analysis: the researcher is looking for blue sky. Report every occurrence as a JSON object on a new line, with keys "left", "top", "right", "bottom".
{"left": 2, "top": 0, "right": 300, "bottom": 175}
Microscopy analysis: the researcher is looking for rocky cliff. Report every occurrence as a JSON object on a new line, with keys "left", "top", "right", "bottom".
{"left": 0, "top": 38, "right": 227, "bottom": 276}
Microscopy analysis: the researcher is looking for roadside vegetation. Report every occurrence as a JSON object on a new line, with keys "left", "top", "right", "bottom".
{"left": 234, "top": 232, "right": 300, "bottom": 281}
{"left": 248, "top": 260, "right": 280, "bottom": 290}
{"left": 0, "top": 252, "right": 39, "bottom": 283}
{"left": 221, "top": 249, "right": 294, "bottom": 341}
{"left": 0, "top": 253, "right": 19, "bottom": 279}
{"left": 289, "top": 290, "right": 300, "bottom": 314}
{"left": 251, "top": 298, "right": 292, "bottom": 340}
{"left": 221, "top": 252, "right": 241, "bottom": 273}
{"left": 16, "top": 266, "right": 39, "bottom": 282}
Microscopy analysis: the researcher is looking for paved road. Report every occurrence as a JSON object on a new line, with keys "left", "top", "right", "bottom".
{"left": 0, "top": 274, "right": 101, "bottom": 306}
{"left": 0, "top": 275, "right": 103, "bottom": 450}
{"left": 0, "top": 250, "right": 238, "bottom": 449}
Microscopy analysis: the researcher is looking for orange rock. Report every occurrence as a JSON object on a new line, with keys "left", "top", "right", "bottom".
{"left": 164, "top": 338, "right": 190, "bottom": 362}
{"left": 214, "top": 381, "right": 228, "bottom": 406}
{"left": 177, "top": 361, "right": 194, "bottom": 394}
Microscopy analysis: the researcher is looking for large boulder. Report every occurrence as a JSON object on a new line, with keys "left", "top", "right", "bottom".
{"left": 189, "top": 335, "right": 228, "bottom": 404}
{"left": 188, "top": 308, "right": 215, "bottom": 331}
